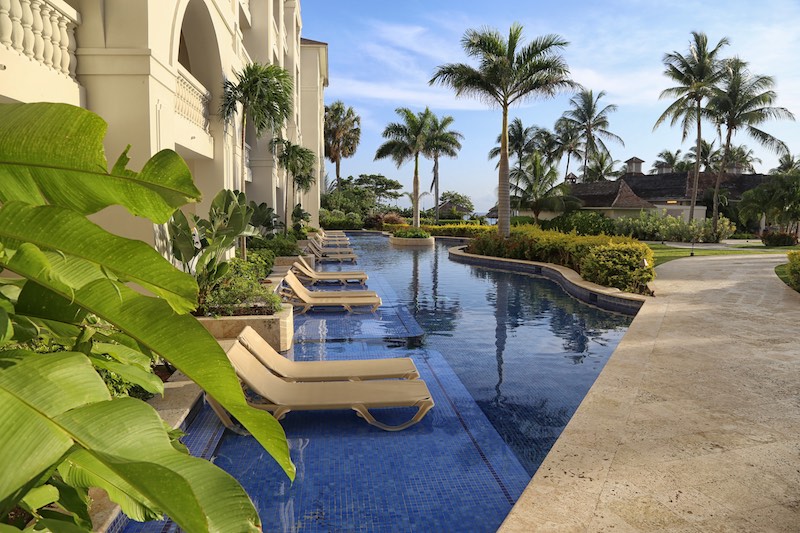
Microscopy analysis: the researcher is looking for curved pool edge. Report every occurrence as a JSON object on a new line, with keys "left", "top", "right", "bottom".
{"left": 448, "top": 246, "right": 648, "bottom": 316}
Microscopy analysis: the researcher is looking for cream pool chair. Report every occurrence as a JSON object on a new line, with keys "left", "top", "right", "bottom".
{"left": 291, "top": 260, "right": 368, "bottom": 286}
{"left": 223, "top": 340, "right": 434, "bottom": 431}
{"left": 307, "top": 240, "right": 357, "bottom": 263}
{"left": 237, "top": 326, "right": 419, "bottom": 381}
{"left": 280, "top": 271, "right": 381, "bottom": 313}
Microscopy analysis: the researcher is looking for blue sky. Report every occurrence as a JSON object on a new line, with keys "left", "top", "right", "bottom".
{"left": 301, "top": 0, "right": 799, "bottom": 212}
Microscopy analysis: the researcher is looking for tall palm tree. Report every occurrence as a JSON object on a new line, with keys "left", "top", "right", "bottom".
{"left": 271, "top": 138, "right": 316, "bottom": 234}
{"left": 707, "top": 58, "right": 795, "bottom": 230}
{"left": 488, "top": 117, "right": 537, "bottom": 173}
{"left": 375, "top": 107, "right": 434, "bottom": 227}
{"left": 771, "top": 153, "right": 800, "bottom": 175}
{"left": 510, "top": 151, "right": 579, "bottom": 223}
{"left": 653, "top": 32, "right": 729, "bottom": 221}
{"left": 532, "top": 127, "right": 560, "bottom": 164}
{"left": 430, "top": 23, "right": 574, "bottom": 237}
{"left": 324, "top": 101, "right": 361, "bottom": 186}
{"left": 727, "top": 144, "right": 762, "bottom": 173}
{"left": 559, "top": 89, "right": 624, "bottom": 172}
{"left": 425, "top": 113, "right": 463, "bottom": 223}
{"left": 221, "top": 62, "right": 294, "bottom": 193}
{"left": 554, "top": 119, "right": 584, "bottom": 181}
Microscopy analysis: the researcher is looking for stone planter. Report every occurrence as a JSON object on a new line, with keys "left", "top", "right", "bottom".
{"left": 274, "top": 254, "right": 315, "bottom": 268}
{"left": 389, "top": 235, "right": 435, "bottom": 246}
{"left": 197, "top": 305, "right": 293, "bottom": 352}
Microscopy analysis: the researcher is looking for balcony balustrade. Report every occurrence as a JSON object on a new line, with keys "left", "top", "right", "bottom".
{"left": 0, "top": 0, "right": 80, "bottom": 79}
{"left": 175, "top": 65, "right": 211, "bottom": 134}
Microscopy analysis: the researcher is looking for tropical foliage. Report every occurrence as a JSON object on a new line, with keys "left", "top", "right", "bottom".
{"left": 0, "top": 103, "right": 292, "bottom": 531}
{"left": 431, "top": 23, "right": 574, "bottom": 237}
{"left": 221, "top": 62, "right": 293, "bottom": 192}
{"left": 324, "top": 101, "right": 361, "bottom": 184}
{"left": 706, "top": 58, "right": 795, "bottom": 230}
{"left": 739, "top": 173, "right": 800, "bottom": 234}
{"left": 271, "top": 138, "right": 317, "bottom": 234}
{"left": 510, "top": 151, "right": 579, "bottom": 222}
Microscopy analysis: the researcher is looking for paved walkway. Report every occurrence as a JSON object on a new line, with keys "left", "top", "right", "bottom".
{"left": 500, "top": 254, "right": 800, "bottom": 532}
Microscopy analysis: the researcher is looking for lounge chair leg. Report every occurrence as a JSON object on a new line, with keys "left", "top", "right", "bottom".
{"left": 351, "top": 400, "right": 433, "bottom": 431}
{"left": 205, "top": 394, "right": 250, "bottom": 436}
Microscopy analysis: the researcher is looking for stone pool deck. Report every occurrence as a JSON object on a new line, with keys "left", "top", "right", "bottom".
{"left": 501, "top": 253, "right": 800, "bottom": 532}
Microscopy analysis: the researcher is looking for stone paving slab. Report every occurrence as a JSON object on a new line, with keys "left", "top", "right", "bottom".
{"left": 500, "top": 254, "right": 800, "bottom": 532}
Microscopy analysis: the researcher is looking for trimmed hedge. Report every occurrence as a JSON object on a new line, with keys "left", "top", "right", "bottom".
{"left": 787, "top": 251, "right": 800, "bottom": 290}
{"left": 394, "top": 228, "right": 431, "bottom": 238}
{"left": 762, "top": 232, "right": 798, "bottom": 247}
{"left": 384, "top": 223, "right": 496, "bottom": 238}
{"left": 466, "top": 225, "right": 655, "bottom": 295}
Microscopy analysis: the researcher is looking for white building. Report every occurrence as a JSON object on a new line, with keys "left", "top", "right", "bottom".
{"left": 0, "top": 0, "right": 328, "bottom": 244}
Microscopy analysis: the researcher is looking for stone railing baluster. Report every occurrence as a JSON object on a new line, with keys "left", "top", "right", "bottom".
{"left": 9, "top": 0, "right": 22, "bottom": 52}
{"left": 0, "top": 0, "right": 12, "bottom": 49}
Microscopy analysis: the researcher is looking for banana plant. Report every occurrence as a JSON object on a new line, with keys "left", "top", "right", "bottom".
{"left": 0, "top": 103, "right": 294, "bottom": 531}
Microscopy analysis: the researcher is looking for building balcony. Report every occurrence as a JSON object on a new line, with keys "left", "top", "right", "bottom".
{"left": 173, "top": 65, "right": 213, "bottom": 159}
{"left": 0, "top": 0, "right": 83, "bottom": 104}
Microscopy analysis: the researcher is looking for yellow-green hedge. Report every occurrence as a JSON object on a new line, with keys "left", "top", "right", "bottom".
{"left": 787, "top": 251, "right": 800, "bottom": 290}
{"left": 467, "top": 225, "right": 655, "bottom": 295}
{"left": 384, "top": 223, "right": 496, "bottom": 238}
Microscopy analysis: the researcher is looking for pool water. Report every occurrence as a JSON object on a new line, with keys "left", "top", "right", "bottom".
{"left": 144, "top": 235, "right": 632, "bottom": 532}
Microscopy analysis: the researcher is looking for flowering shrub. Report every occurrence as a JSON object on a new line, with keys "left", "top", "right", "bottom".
{"left": 381, "top": 212, "right": 407, "bottom": 225}
{"left": 762, "top": 232, "right": 798, "bottom": 247}
{"left": 787, "top": 251, "right": 800, "bottom": 290}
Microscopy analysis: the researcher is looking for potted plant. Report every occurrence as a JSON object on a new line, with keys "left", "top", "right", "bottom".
{"left": 389, "top": 228, "right": 435, "bottom": 246}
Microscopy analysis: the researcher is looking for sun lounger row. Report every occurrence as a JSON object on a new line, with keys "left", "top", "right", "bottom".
{"left": 279, "top": 270, "right": 381, "bottom": 314}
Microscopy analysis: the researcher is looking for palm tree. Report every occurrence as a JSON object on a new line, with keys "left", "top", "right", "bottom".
{"left": 375, "top": 107, "right": 434, "bottom": 227}
{"left": 559, "top": 89, "right": 624, "bottom": 172}
{"left": 271, "top": 138, "right": 317, "bottom": 234}
{"left": 488, "top": 117, "right": 537, "bottom": 173}
{"left": 653, "top": 32, "right": 729, "bottom": 221}
{"left": 707, "top": 58, "right": 795, "bottom": 231}
{"left": 650, "top": 149, "right": 684, "bottom": 173}
{"left": 430, "top": 23, "right": 574, "bottom": 237}
{"left": 324, "top": 101, "right": 361, "bottom": 186}
{"left": 727, "top": 144, "right": 762, "bottom": 173}
{"left": 771, "top": 153, "right": 800, "bottom": 175}
{"left": 510, "top": 151, "right": 579, "bottom": 223}
{"left": 425, "top": 113, "right": 463, "bottom": 223}
{"left": 532, "top": 127, "right": 560, "bottom": 164}
{"left": 554, "top": 119, "right": 584, "bottom": 181}
{"left": 582, "top": 152, "right": 623, "bottom": 182}
{"left": 685, "top": 139, "right": 721, "bottom": 172}
{"left": 221, "top": 62, "right": 294, "bottom": 193}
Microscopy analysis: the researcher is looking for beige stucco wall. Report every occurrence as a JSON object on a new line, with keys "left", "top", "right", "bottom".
{"left": 1, "top": 0, "right": 324, "bottom": 245}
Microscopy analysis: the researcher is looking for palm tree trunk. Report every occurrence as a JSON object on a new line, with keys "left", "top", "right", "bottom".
{"left": 498, "top": 106, "right": 511, "bottom": 238}
{"left": 412, "top": 153, "right": 420, "bottom": 228}
{"left": 335, "top": 158, "right": 341, "bottom": 186}
{"left": 564, "top": 153, "right": 571, "bottom": 181}
{"left": 713, "top": 128, "right": 734, "bottom": 234}
{"left": 433, "top": 155, "right": 440, "bottom": 224}
{"left": 688, "top": 100, "right": 702, "bottom": 223}
{"left": 239, "top": 112, "right": 248, "bottom": 260}
{"left": 284, "top": 171, "right": 291, "bottom": 235}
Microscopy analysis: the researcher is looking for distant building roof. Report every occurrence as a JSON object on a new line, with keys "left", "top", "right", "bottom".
{"left": 300, "top": 37, "right": 328, "bottom": 45}
{"left": 625, "top": 157, "right": 645, "bottom": 163}
{"left": 437, "top": 200, "right": 472, "bottom": 214}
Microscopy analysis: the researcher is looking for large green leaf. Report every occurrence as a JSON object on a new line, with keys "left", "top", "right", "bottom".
{"left": 0, "top": 351, "right": 109, "bottom": 510}
{"left": 0, "top": 103, "right": 201, "bottom": 222}
{"left": 0, "top": 203, "right": 198, "bottom": 313}
{"left": 88, "top": 355, "right": 164, "bottom": 395}
{"left": 0, "top": 351, "right": 261, "bottom": 532}
{"left": 2, "top": 250, "right": 294, "bottom": 480}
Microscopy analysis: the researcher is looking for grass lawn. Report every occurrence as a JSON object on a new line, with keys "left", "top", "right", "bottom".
{"left": 775, "top": 263, "right": 791, "bottom": 286}
{"left": 647, "top": 244, "right": 770, "bottom": 267}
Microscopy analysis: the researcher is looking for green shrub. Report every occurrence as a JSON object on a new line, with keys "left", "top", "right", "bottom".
{"left": 762, "top": 232, "right": 798, "bottom": 247}
{"left": 787, "top": 251, "right": 800, "bottom": 290}
{"left": 466, "top": 225, "right": 654, "bottom": 295}
{"left": 580, "top": 242, "right": 655, "bottom": 294}
{"left": 200, "top": 258, "right": 282, "bottom": 316}
{"left": 363, "top": 213, "right": 384, "bottom": 230}
{"left": 613, "top": 211, "right": 736, "bottom": 243}
{"left": 543, "top": 211, "right": 616, "bottom": 235}
{"left": 511, "top": 216, "right": 536, "bottom": 226}
{"left": 246, "top": 249, "right": 275, "bottom": 279}
{"left": 394, "top": 228, "right": 431, "bottom": 238}
{"left": 249, "top": 234, "right": 302, "bottom": 256}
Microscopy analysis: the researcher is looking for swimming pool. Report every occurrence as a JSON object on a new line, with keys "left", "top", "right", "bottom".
{"left": 127, "top": 234, "right": 632, "bottom": 532}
